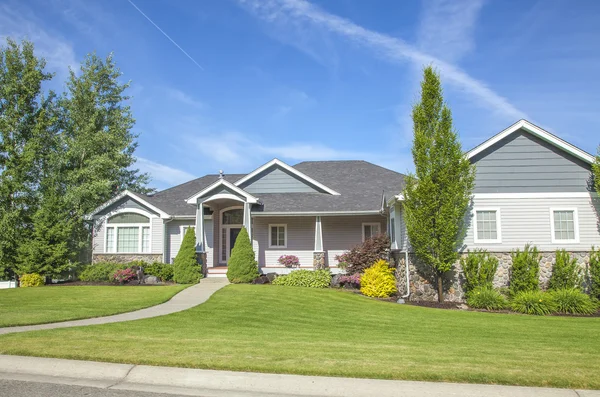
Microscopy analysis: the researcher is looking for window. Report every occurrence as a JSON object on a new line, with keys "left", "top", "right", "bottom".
{"left": 474, "top": 209, "right": 501, "bottom": 243}
{"left": 551, "top": 209, "right": 579, "bottom": 243}
{"left": 181, "top": 225, "right": 195, "bottom": 237}
{"left": 362, "top": 223, "right": 381, "bottom": 242}
{"left": 269, "top": 224, "right": 287, "bottom": 248}
{"left": 222, "top": 209, "right": 243, "bottom": 225}
{"left": 105, "top": 212, "right": 151, "bottom": 253}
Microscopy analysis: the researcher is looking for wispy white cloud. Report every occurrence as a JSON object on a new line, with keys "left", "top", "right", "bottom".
{"left": 240, "top": 0, "right": 525, "bottom": 119}
{"left": 136, "top": 157, "right": 196, "bottom": 188}
{"left": 165, "top": 88, "right": 205, "bottom": 109}
{"left": 0, "top": 3, "right": 78, "bottom": 81}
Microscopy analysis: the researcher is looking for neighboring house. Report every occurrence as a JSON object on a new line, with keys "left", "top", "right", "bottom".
{"left": 389, "top": 120, "right": 600, "bottom": 301}
{"left": 87, "top": 160, "right": 404, "bottom": 277}
{"left": 87, "top": 119, "right": 599, "bottom": 299}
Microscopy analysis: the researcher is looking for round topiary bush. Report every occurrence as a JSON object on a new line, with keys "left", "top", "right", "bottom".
{"left": 20, "top": 273, "right": 45, "bottom": 287}
{"left": 360, "top": 259, "right": 396, "bottom": 298}
{"left": 226, "top": 227, "right": 259, "bottom": 283}
{"left": 173, "top": 228, "right": 203, "bottom": 284}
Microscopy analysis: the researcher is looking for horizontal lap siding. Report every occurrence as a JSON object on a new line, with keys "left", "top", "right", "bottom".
{"left": 93, "top": 221, "right": 105, "bottom": 254}
{"left": 466, "top": 196, "right": 600, "bottom": 251}
{"left": 240, "top": 167, "right": 318, "bottom": 193}
{"left": 166, "top": 219, "right": 213, "bottom": 264}
{"left": 472, "top": 130, "right": 592, "bottom": 193}
{"left": 151, "top": 218, "right": 163, "bottom": 254}
{"left": 322, "top": 215, "right": 386, "bottom": 266}
{"left": 253, "top": 216, "right": 315, "bottom": 267}
{"left": 264, "top": 250, "right": 314, "bottom": 267}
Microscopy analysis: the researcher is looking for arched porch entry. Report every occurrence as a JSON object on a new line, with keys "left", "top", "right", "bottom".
{"left": 219, "top": 206, "right": 243, "bottom": 264}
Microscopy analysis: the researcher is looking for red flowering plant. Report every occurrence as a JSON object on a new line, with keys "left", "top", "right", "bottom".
{"left": 278, "top": 255, "right": 300, "bottom": 268}
{"left": 338, "top": 273, "right": 361, "bottom": 289}
{"left": 113, "top": 268, "right": 137, "bottom": 284}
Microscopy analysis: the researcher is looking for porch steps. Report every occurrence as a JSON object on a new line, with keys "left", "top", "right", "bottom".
{"left": 206, "top": 267, "right": 228, "bottom": 278}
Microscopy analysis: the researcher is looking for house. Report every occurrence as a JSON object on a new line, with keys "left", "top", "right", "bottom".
{"left": 87, "top": 119, "right": 599, "bottom": 300}
{"left": 87, "top": 159, "right": 405, "bottom": 277}
{"left": 389, "top": 119, "right": 600, "bottom": 301}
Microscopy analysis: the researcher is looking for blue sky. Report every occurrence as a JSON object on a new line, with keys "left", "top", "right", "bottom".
{"left": 1, "top": 0, "right": 599, "bottom": 190}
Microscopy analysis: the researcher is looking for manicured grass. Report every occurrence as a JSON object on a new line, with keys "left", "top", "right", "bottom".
{"left": 0, "top": 285, "right": 188, "bottom": 327}
{"left": 0, "top": 285, "right": 599, "bottom": 389}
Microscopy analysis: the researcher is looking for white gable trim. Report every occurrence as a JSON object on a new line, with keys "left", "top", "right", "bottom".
{"left": 185, "top": 178, "right": 259, "bottom": 204}
{"left": 233, "top": 159, "right": 341, "bottom": 196}
{"left": 85, "top": 190, "right": 170, "bottom": 220}
{"left": 467, "top": 119, "right": 595, "bottom": 164}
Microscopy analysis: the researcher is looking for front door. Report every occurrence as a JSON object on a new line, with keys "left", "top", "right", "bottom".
{"left": 228, "top": 228, "right": 241, "bottom": 259}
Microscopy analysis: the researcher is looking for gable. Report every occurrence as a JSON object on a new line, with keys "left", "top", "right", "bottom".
{"left": 96, "top": 196, "right": 159, "bottom": 217}
{"left": 238, "top": 165, "right": 323, "bottom": 194}
{"left": 471, "top": 129, "right": 593, "bottom": 193}
{"left": 200, "top": 185, "right": 246, "bottom": 200}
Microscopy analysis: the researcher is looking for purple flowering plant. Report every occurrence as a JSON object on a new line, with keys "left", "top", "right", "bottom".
{"left": 278, "top": 255, "right": 300, "bottom": 268}
{"left": 339, "top": 273, "right": 361, "bottom": 288}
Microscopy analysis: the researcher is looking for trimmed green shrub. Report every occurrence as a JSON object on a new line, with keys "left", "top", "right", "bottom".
{"left": 467, "top": 286, "right": 508, "bottom": 310}
{"left": 226, "top": 227, "right": 259, "bottom": 284}
{"left": 461, "top": 249, "right": 499, "bottom": 294}
{"left": 19, "top": 273, "right": 45, "bottom": 287}
{"left": 510, "top": 290, "right": 556, "bottom": 315}
{"left": 590, "top": 246, "right": 600, "bottom": 300}
{"left": 509, "top": 244, "right": 541, "bottom": 295}
{"left": 272, "top": 269, "right": 331, "bottom": 288}
{"left": 79, "top": 262, "right": 128, "bottom": 282}
{"left": 173, "top": 228, "right": 202, "bottom": 284}
{"left": 145, "top": 262, "right": 174, "bottom": 282}
{"left": 548, "top": 250, "right": 581, "bottom": 290}
{"left": 550, "top": 288, "right": 598, "bottom": 315}
{"left": 360, "top": 259, "right": 397, "bottom": 298}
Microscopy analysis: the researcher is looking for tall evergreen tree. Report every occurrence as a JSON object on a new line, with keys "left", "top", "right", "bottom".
{"left": 593, "top": 145, "right": 600, "bottom": 194}
{"left": 402, "top": 66, "right": 476, "bottom": 302}
{"left": 0, "top": 39, "right": 53, "bottom": 279}
{"left": 60, "top": 53, "right": 150, "bottom": 260}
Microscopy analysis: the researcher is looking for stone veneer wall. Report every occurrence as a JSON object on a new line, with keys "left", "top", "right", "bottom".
{"left": 395, "top": 251, "right": 592, "bottom": 303}
{"left": 92, "top": 254, "right": 163, "bottom": 264}
{"left": 313, "top": 252, "right": 326, "bottom": 269}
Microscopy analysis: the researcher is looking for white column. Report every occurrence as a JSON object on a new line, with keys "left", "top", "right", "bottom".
{"left": 195, "top": 200, "right": 205, "bottom": 252}
{"left": 314, "top": 216, "right": 323, "bottom": 251}
{"left": 243, "top": 202, "right": 252, "bottom": 241}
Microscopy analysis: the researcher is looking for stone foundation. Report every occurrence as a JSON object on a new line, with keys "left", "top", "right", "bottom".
{"left": 399, "top": 251, "right": 591, "bottom": 303}
{"left": 313, "top": 252, "right": 326, "bottom": 269}
{"left": 92, "top": 254, "right": 163, "bottom": 264}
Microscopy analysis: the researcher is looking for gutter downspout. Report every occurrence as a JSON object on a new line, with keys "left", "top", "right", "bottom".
{"left": 401, "top": 250, "right": 410, "bottom": 299}
{"left": 163, "top": 218, "right": 174, "bottom": 263}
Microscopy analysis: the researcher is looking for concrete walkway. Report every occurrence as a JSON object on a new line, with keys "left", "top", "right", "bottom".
{"left": 0, "top": 355, "right": 598, "bottom": 397}
{"left": 0, "top": 278, "right": 229, "bottom": 335}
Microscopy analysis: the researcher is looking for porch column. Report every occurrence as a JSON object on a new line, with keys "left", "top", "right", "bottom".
{"left": 243, "top": 202, "right": 252, "bottom": 241}
{"left": 313, "top": 216, "right": 325, "bottom": 269}
{"left": 195, "top": 199, "right": 205, "bottom": 252}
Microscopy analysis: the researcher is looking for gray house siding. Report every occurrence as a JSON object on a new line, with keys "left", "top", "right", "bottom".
{"left": 239, "top": 166, "right": 320, "bottom": 194}
{"left": 93, "top": 221, "right": 105, "bottom": 254}
{"left": 471, "top": 129, "right": 593, "bottom": 193}
{"left": 96, "top": 197, "right": 159, "bottom": 217}
{"left": 200, "top": 186, "right": 245, "bottom": 201}
{"left": 165, "top": 219, "right": 213, "bottom": 264}
{"left": 252, "top": 216, "right": 315, "bottom": 268}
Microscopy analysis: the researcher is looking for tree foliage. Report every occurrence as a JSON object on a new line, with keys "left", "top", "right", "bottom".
{"left": 461, "top": 250, "right": 499, "bottom": 294}
{"left": 509, "top": 244, "right": 541, "bottom": 295}
{"left": 337, "top": 234, "right": 390, "bottom": 274}
{"left": 402, "top": 66, "right": 476, "bottom": 302}
{"left": 593, "top": 145, "right": 600, "bottom": 194}
{"left": 226, "top": 227, "right": 259, "bottom": 283}
{"left": 173, "top": 228, "right": 202, "bottom": 284}
{"left": 548, "top": 249, "right": 581, "bottom": 291}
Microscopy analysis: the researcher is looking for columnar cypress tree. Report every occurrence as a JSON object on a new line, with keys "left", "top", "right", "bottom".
{"left": 226, "top": 227, "right": 259, "bottom": 283}
{"left": 402, "top": 66, "right": 476, "bottom": 302}
{"left": 173, "top": 228, "right": 202, "bottom": 284}
{"left": 593, "top": 145, "right": 600, "bottom": 194}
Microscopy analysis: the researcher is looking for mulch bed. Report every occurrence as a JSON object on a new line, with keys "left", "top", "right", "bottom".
{"left": 406, "top": 300, "right": 463, "bottom": 310}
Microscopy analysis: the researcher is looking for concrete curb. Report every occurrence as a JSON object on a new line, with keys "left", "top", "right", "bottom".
{"left": 0, "top": 355, "right": 599, "bottom": 397}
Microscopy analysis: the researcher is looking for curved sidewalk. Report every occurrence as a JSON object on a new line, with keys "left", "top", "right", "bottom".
{"left": 0, "top": 278, "right": 229, "bottom": 335}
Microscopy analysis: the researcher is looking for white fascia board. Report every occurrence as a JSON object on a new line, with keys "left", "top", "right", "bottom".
{"left": 474, "top": 192, "right": 598, "bottom": 199}
{"left": 233, "top": 158, "right": 341, "bottom": 196}
{"left": 251, "top": 210, "right": 381, "bottom": 217}
{"left": 185, "top": 178, "right": 259, "bottom": 204}
{"left": 84, "top": 190, "right": 171, "bottom": 220}
{"left": 467, "top": 119, "right": 595, "bottom": 164}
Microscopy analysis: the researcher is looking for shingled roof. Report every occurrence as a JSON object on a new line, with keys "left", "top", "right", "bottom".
{"left": 139, "top": 160, "right": 406, "bottom": 216}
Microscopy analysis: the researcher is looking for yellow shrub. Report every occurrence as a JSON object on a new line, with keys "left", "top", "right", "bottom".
{"left": 20, "top": 273, "right": 45, "bottom": 287}
{"left": 360, "top": 259, "right": 397, "bottom": 298}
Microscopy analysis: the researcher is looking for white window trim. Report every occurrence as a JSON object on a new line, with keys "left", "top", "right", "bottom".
{"left": 268, "top": 224, "right": 287, "bottom": 248}
{"left": 362, "top": 222, "right": 381, "bottom": 242}
{"left": 473, "top": 207, "right": 502, "bottom": 244}
{"left": 550, "top": 207, "right": 580, "bottom": 244}
{"left": 103, "top": 208, "right": 154, "bottom": 254}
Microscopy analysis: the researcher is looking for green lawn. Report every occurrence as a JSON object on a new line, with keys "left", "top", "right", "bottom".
{"left": 0, "top": 285, "right": 598, "bottom": 389}
{"left": 0, "top": 285, "right": 188, "bottom": 327}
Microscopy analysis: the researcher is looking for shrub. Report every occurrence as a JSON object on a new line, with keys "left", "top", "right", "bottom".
{"left": 360, "top": 259, "right": 397, "bottom": 298}
{"left": 510, "top": 290, "right": 556, "bottom": 315}
{"left": 548, "top": 250, "right": 581, "bottom": 290}
{"left": 589, "top": 246, "right": 600, "bottom": 299}
{"left": 113, "top": 268, "right": 137, "bottom": 284}
{"left": 272, "top": 269, "right": 331, "bottom": 288}
{"left": 278, "top": 255, "right": 300, "bottom": 268}
{"left": 466, "top": 286, "right": 508, "bottom": 310}
{"left": 79, "top": 262, "right": 128, "bottom": 283}
{"left": 19, "top": 273, "right": 45, "bottom": 287}
{"left": 550, "top": 288, "right": 598, "bottom": 315}
{"left": 226, "top": 227, "right": 259, "bottom": 283}
{"left": 145, "top": 262, "right": 174, "bottom": 282}
{"left": 173, "top": 228, "right": 203, "bottom": 284}
{"left": 336, "top": 234, "right": 390, "bottom": 274}
{"left": 461, "top": 249, "right": 499, "bottom": 293}
{"left": 509, "top": 244, "right": 540, "bottom": 295}
{"left": 338, "top": 273, "right": 361, "bottom": 288}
